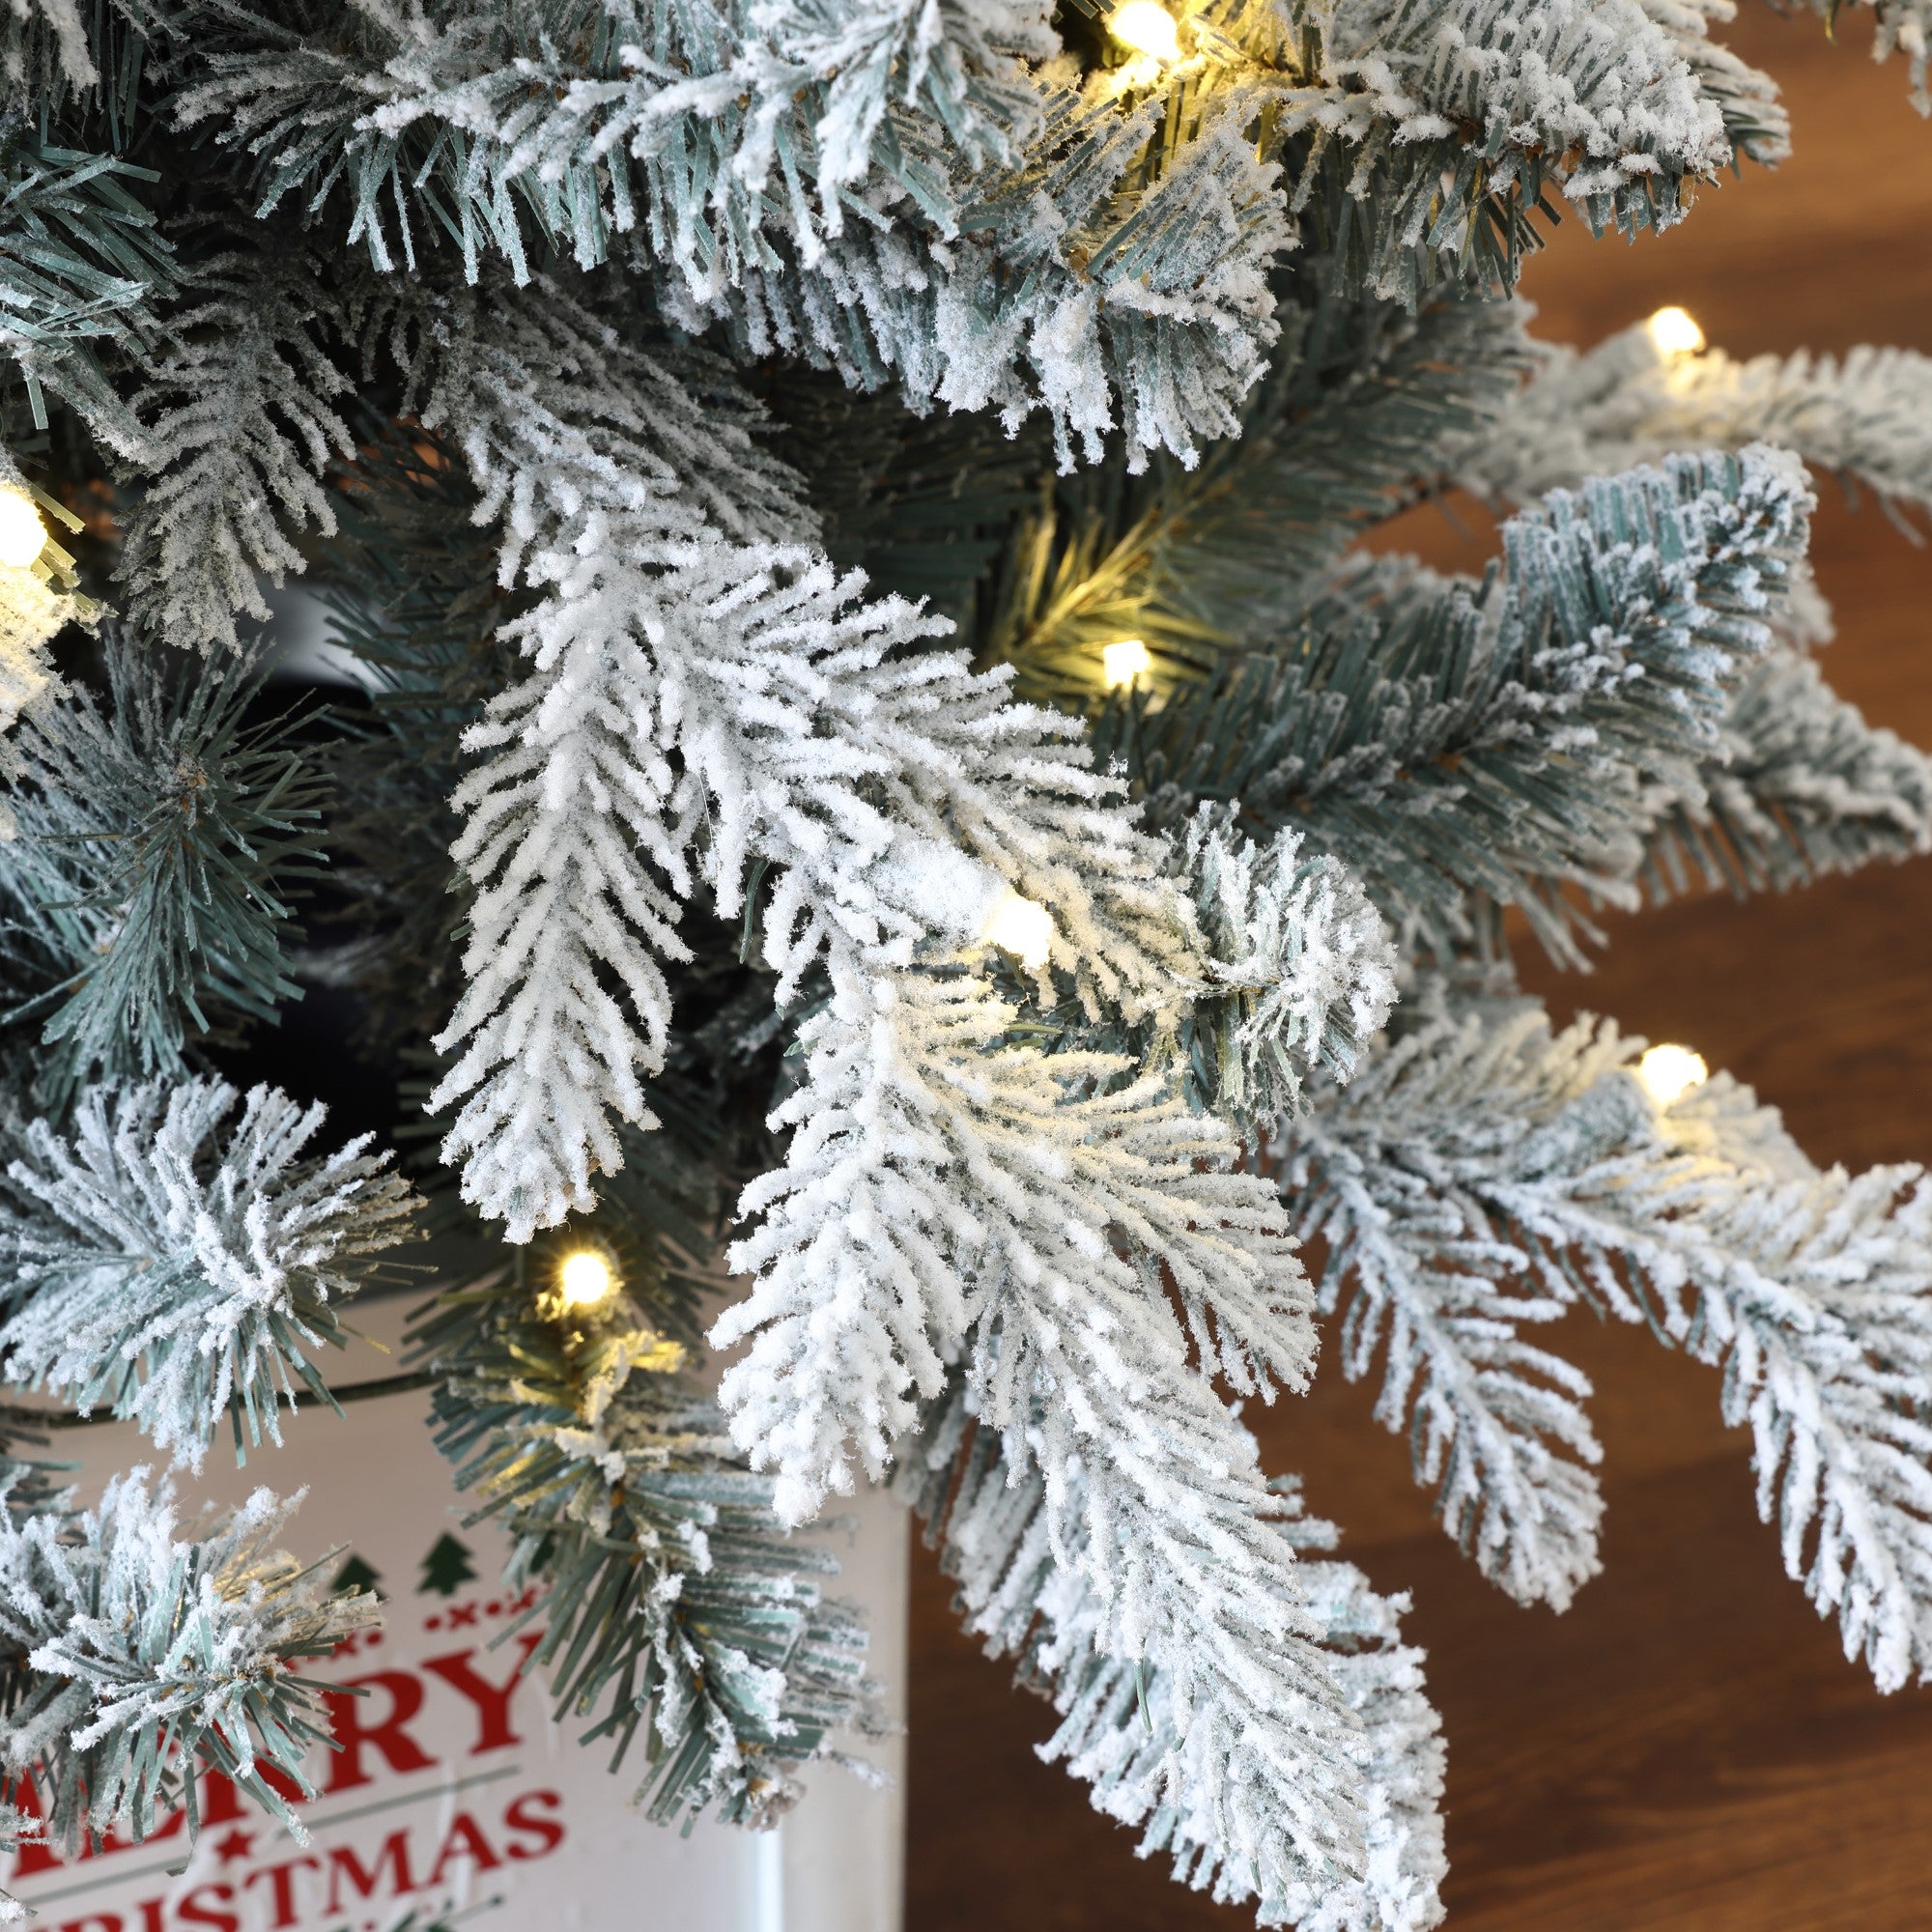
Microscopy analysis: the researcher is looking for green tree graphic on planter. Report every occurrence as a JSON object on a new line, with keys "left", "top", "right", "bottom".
{"left": 419, "top": 1534, "right": 477, "bottom": 1599}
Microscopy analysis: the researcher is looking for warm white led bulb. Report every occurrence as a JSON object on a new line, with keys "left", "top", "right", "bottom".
{"left": 980, "top": 891, "right": 1054, "bottom": 969}
{"left": 1101, "top": 639, "right": 1152, "bottom": 688}
{"left": 0, "top": 492, "right": 45, "bottom": 570}
{"left": 1111, "top": 0, "right": 1179, "bottom": 61}
{"left": 1635, "top": 1043, "right": 1708, "bottom": 1109}
{"left": 1645, "top": 306, "right": 1705, "bottom": 361}
{"left": 557, "top": 1249, "right": 615, "bottom": 1309}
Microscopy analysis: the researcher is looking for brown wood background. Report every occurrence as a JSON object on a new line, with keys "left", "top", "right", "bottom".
{"left": 903, "top": 12, "right": 1932, "bottom": 1928}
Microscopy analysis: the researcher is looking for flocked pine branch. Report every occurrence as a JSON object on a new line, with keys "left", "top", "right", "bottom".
{"left": 901, "top": 1381, "right": 1447, "bottom": 1932}
{"left": 169, "top": 0, "right": 1052, "bottom": 284}
{"left": 173, "top": 0, "right": 1291, "bottom": 465}
{"left": 1275, "top": 0, "right": 1757, "bottom": 305}
{"left": 0, "top": 1474, "right": 378, "bottom": 1853}
{"left": 0, "top": 125, "right": 175, "bottom": 446}
{"left": 159, "top": 0, "right": 1802, "bottom": 460}
{"left": 1445, "top": 322, "right": 1932, "bottom": 904}
{"left": 394, "top": 284, "right": 1432, "bottom": 1889}
{"left": 1626, "top": 1071, "right": 1932, "bottom": 1689}
{"left": 1020, "top": 805, "right": 1398, "bottom": 1127}
{"left": 400, "top": 279, "right": 1418, "bottom": 1888}
{"left": 715, "top": 959, "right": 1314, "bottom": 1517}
{"left": 1634, "top": 0, "right": 1789, "bottom": 163}
{"left": 422, "top": 275, "right": 1210, "bottom": 1236}
{"left": 0, "top": 0, "right": 156, "bottom": 123}
{"left": 0, "top": 626, "right": 327, "bottom": 1098}
{"left": 0, "top": 1, "right": 98, "bottom": 99}
{"left": 1638, "top": 646, "right": 1932, "bottom": 899}
{"left": 985, "top": 289, "right": 1531, "bottom": 697}
{"left": 1173, "top": 807, "right": 1398, "bottom": 1127}
{"left": 1102, "top": 444, "right": 1813, "bottom": 966}
{"left": 717, "top": 951, "right": 1417, "bottom": 1918}
{"left": 116, "top": 245, "right": 355, "bottom": 652}
{"left": 0, "top": 1074, "right": 419, "bottom": 1463}
{"left": 412, "top": 1262, "right": 882, "bottom": 1828}
{"left": 1279, "top": 1001, "right": 1625, "bottom": 1609}
{"left": 1453, "top": 320, "right": 1932, "bottom": 520}
{"left": 392, "top": 277, "right": 807, "bottom": 1235}
{"left": 1281, "top": 991, "right": 1932, "bottom": 1686}
{"left": 408, "top": 270, "right": 810, "bottom": 572}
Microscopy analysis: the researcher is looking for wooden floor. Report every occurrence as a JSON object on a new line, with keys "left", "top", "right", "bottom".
{"left": 903, "top": 12, "right": 1932, "bottom": 1929}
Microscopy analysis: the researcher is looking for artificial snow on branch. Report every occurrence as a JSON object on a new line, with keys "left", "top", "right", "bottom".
{"left": 427, "top": 276, "right": 1211, "bottom": 1236}
{"left": 170, "top": 0, "right": 1053, "bottom": 285}
{"left": 174, "top": 0, "right": 1290, "bottom": 465}
{"left": 1177, "top": 807, "right": 1398, "bottom": 1127}
{"left": 1106, "top": 444, "right": 1814, "bottom": 965}
{"left": 1633, "top": 0, "right": 1789, "bottom": 163}
{"left": 1640, "top": 646, "right": 1932, "bottom": 899}
{"left": 0, "top": 0, "right": 98, "bottom": 98}
{"left": 0, "top": 131, "right": 175, "bottom": 446}
{"left": 414, "top": 1263, "right": 881, "bottom": 1827}
{"left": 116, "top": 247, "right": 355, "bottom": 652}
{"left": 1277, "top": 0, "right": 1754, "bottom": 303}
{"left": 0, "top": 1474, "right": 378, "bottom": 1853}
{"left": 1445, "top": 322, "right": 1932, "bottom": 906}
{"left": 1281, "top": 991, "right": 1932, "bottom": 1685}
{"left": 1280, "top": 1002, "right": 1626, "bottom": 1609}
{"left": 719, "top": 946, "right": 1410, "bottom": 1916}
{"left": 1045, "top": 805, "right": 1400, "bottom": 1126}
{"left": 431, "top": 531, "right": 1196, "bottom": 1237}
{"left": 1453, "top": 320, "right": 1932, "bottom": 520}
{"left": 902, "top": 1383, "right": 1447, "bottom": 1932}
{"left": 716, "top": 956, "right": 1312, "bottom": 1517}
{"left": 0, "top": 1075, "right": 419, "bottom": 1464}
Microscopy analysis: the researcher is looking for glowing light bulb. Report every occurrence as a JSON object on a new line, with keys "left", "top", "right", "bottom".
{"left": 557, "top": 1249, "right": 615, "bottom": 1310}
{"left": 1101, "top": 639, "right": 1153, "bottom": 689}
{"left": 0, "top": 492, "right": 45, "bottom": 569}
{"left": 1111, "top": 0, "right": 1179, "bottom": 61}
{"left": 1635, "top": 1043, "right": 1708, "bottom": 1109}
{"left": 1645, "top": 306, "right": 1705, "bottom": 362}
{"left": 980, "top": 890, "right": 1054, "bottom": 969}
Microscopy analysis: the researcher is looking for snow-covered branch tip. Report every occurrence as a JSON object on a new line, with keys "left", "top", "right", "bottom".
{"left": 1453, "top": 320, "right": 1932, "bottom": 522}
{"left": 1179, "top": 808, "right": 1398, "bottom": 1126}
{"left": 1282, "top": 990, "right": 1932, "bottom": 1682}
{"left": 0, "top": 1076, "right": 420, "bottom": 1465}
{"left": 716, "top": 956, "right": 1311, "bottom": 1522}
{"left": 414, "top": 1263, "right": 882, "bottom": 1828}
{"left": 901, "top": 1387, "right": 1447, "bottom": 1932}
{"left": 0, "top": 1475, "right": 378, "bottom": 1854}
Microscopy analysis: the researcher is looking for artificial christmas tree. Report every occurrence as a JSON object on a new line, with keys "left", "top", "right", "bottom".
{"left": 0, "top": 3, "right": 1928, "bottom": 1929}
